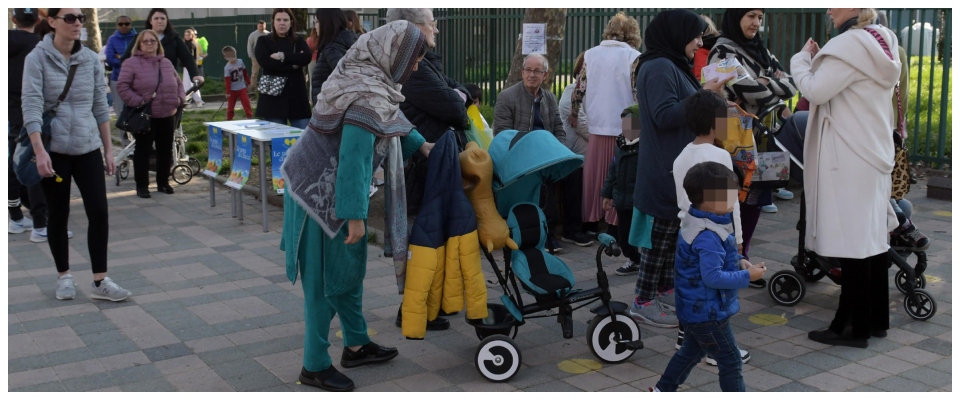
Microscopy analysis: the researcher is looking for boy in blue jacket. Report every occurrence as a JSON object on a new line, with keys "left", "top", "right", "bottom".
{"left": 652, "top": 161, "right": 766, "bottom": 392}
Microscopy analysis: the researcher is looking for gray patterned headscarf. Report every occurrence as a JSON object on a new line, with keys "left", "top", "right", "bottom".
{"left": 281, "top": 21, "right": 426, "bottom": 294}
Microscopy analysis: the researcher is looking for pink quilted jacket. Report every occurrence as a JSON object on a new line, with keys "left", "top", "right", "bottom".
{"left": 116, "top": 51, "right": 185, "bottom": 118}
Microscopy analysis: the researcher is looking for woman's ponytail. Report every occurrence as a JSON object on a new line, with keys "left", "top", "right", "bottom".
{"left": 854, "top": 8, "right": 878, "bottom": 29}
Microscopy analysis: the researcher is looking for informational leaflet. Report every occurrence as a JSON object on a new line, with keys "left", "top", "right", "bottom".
{"left": 522, "top": 23, "right": 546, "bottom": 55}
{"left": 700, "top": 56, "right": 750, "bottom": 87}
{"left": 226, "top": 134, "right": 252, "bottom": 189}
{"left": 203, "top": 125, "right": 223, "bottom": 177}
{"left": 270, "top": 137, "right": 297, "bottom": 194}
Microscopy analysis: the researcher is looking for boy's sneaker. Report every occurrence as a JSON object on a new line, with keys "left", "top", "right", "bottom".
{"left": 89, "top": 277, "right": 131, "bottom": 302}
{"left": 705, "top": 349, "right": 751, "bottom": 366}
{"left": 749, "top": 278, "right": 767, "bottom": 289}
{"left": 30, "top": 228, "right": 74, "bottom": 243}
{"left": 56, "top": 274, "right": 76, "bottom": 300}
{"left": 561, "top": 232, "right": 594, "bottom": 247}
{"left": 895, "top": 225, "right": 931, "bottom": 251}
{"left": 657, "top": 289, "right": 676, "bottom": 312}
{"left": 773, "top": 188, "right": 794, "bottom": 200}
{"left": 9, "top": 217, "right": 34, "bottom": 233}
{"left": 546, "top": 237, "right": 566, "bottom": 255}
{"left": 760, "top": 204, "right": 778, "bottom": 213}
{"left": 629, "top": 298, "right": 679, "bottom": 328}
{"left": 615, "top": 261, "right": 639, "bottom": 276}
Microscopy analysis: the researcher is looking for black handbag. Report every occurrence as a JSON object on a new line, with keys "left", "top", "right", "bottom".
{"left": 116, "top": 67, "right": 162, "bottom": 135}
{"left": 13, "top": 64, "right": 79, "bottom": 187}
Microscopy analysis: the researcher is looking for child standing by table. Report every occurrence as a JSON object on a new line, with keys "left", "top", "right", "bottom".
{"left": 222, "top": 46, "right": 253, "bottom": 120}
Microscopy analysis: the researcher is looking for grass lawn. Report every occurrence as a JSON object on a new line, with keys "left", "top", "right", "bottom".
{"left": 907, "top": 56, "right": 952, "bottom": 163}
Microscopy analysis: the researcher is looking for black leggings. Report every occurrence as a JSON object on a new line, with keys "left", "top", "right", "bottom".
{"left": 8, "top": 135, "right": 48, "bottom": 228}
{"left": 134, "top": 116, "right": 175, "bottom": 189}
{"left": 828, "top": 252, "right": 890, "bottom": 339}
{"left": 41, "top": 149, "right": 109, "bottom": 274}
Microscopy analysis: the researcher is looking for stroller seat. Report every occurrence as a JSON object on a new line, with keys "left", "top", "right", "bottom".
{"left": 506, "top": 203, "right": 575, "bottom": 297}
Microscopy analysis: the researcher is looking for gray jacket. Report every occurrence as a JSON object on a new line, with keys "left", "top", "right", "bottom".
{"left": 493, "top": 82, "right": 565, "bottom": 143}
{"left": 22, "top": 35, "right": 109, "bottom": 156}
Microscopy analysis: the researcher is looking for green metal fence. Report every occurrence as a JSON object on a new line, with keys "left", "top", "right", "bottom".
{"left": 98, "top": 8, "right": 950, "bottom": 167}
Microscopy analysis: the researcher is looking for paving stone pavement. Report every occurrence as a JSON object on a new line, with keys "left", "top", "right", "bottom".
{"left": 7, "top": 177, "right": 953, "bottom": 392}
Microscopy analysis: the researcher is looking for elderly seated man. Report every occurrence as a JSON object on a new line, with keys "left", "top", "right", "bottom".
{"left": 495, "top": 54, "right": 592, "bottom": 253}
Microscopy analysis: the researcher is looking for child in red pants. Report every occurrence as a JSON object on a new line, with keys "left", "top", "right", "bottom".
{"left": 222, "top": 46, "right": 253, "bottom": 120}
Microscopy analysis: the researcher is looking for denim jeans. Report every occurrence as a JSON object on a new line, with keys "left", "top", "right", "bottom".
{"left": 656, "top": 318, "right": 745, "bottom": 392}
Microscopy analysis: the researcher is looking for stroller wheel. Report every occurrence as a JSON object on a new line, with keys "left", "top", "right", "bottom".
{"left": 188, "top": 157, "right": 202, "bottom": 176}
{"left": 474, "top": 335, "right": 521, "bottom": 382}
{"left": 768, "top": 270, "right": 806, "bottom": 307}
{"left": 172, "top": 165, "right": 193, "bottom": 185}
{"left": 118, "top": 161, "right": 129, "bottom": 180}
{"left": 587, "top": 312, "right": 641, "bottom": 364}
{"left": 903, "top": 289, "right": 936, "bottom": 321}
{"left": 895, "top": 270, "right": 926, "bottom": 295}
{"left": 791, "top": 255, "right": 827, "bottom": 282}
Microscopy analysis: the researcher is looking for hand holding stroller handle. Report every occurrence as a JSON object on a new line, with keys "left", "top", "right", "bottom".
{"left": 598, "top": 233, "right": 621, "bottom": 257}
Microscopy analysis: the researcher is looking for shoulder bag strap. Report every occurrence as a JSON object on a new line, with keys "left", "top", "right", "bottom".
{"left": 864, "top": 27, "right": 905, "bottom": 140}
{"left": 52, "top": 64, "right": 80, "bottom": 112}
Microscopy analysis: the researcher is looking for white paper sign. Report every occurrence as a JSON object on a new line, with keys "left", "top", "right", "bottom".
{"left": 522, "top": 23, "right": 546, "bottom": 55}
{"left": 80, "top": 27, "right": 88, "bottom": 42}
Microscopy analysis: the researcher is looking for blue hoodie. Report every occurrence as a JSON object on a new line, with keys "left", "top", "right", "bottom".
{"left": 105, "top": 28, "right": 137, "bottom": 81}
{"left": 674, "top": 206, "right": 750, "bottom": 325}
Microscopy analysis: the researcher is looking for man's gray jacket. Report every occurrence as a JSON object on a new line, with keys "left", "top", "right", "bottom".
{"left": 493, "top": 82, "right": 564, "bottom": 143}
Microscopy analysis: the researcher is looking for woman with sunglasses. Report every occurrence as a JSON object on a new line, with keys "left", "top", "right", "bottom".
{"left": 116, "top": 30, "right": 187, "bottom": 199}
{"left": 22, "top": 8, "right": 130, "bottom": 302}
{"left": 121, "top": 8, "right": 204, "bottom": 89}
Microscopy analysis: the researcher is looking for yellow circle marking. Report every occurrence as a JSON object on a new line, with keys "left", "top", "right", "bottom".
{"left": 558, "top": 359, "right": 602, "bottom": 374}
{"left": 925, "top": 275, "right": 942, "bottom": 283}
{"left": 749, "top": 313, "right": 788, "bottom": 326}
{"left": 932, "top": 210, "right": 951, "bottom": 217}
{"left": 335, "top": 328, "right": 378, "bottom": 338}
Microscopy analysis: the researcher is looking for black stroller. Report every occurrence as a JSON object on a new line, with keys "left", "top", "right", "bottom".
{"left": 753, "top": 104, "right": 936, "bottom": 321}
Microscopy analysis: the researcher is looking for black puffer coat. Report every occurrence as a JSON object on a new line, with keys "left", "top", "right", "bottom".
{"left": 401, "top": 50, "right": 472, "bottom": 215}
{"left": 311, "top": 29, "right": 358, "bottom": 103}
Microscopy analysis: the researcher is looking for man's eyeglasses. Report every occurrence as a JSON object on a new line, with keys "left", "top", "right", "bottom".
{"left": 53, "top": 14, "right": 86, "bottom": 24}
{"left": 141, "top": 39, "right": 158, "bottom": 44}
{"left": 522, "top": 68, "right": 545, "bottom": 76}
{"left": 117, "top": 22, "right": 131, "bottom": 27}
{"left": 416, "top": 20, "right": 438, "bottom": 28}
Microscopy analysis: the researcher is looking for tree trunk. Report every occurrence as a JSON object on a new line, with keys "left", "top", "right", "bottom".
{"left": 81, "top": 8, "right": 102, "bottom": 53}
{"left": 504, "top": 9, "right": 567, "bottom": 91}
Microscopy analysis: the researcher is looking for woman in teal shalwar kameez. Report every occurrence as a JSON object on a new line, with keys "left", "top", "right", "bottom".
{"left": 279, "top": 21, "right": 433, "bottom": 392}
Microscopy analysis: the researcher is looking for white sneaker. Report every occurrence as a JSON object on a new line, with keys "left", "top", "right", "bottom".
{"left": 705, "top": 349, "right": 751, "bottom": 366}
{"left": 30, "top": 228, "right": 74, "bottom": 243}
{"left": 760, "top": 204, "right": 778, "bottom": 213}
{"left": 56, "top": 274, "right": 76, "bottom": 300}
{"left": 773, "top": 188, "right": 794, "bottom": 200}
{"left": 89, "top": 277, "right": 131, "bottom": 302}
{"left": 9, "top": 217, "right": 34, "bottom": 233}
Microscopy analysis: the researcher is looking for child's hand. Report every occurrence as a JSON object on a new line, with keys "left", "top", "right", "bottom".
{"left": 745, "top": 261, "right": 766, "bottom": 281}
{"left": 602, "top": 198, "right": 614, "bottom": 211}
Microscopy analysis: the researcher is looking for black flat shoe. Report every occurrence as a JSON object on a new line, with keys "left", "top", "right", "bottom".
{"left": 157, "top": 185, "right": 175, "bottom": 194}
{"left": 137, "top": 188, "right": 151, "bottom": 198}
{"left": 437, "top": 309, "right": 459, "bottom": 317}
{"left": 808, "top": 329, "right": 868, "bottom": 348}
{"left": 340, "top": 341, "right": 399, "bottom": 368}
{"left": 395, "top": 306, "right": 451, "bottom": 331}
{"left": 871, "top": 329, "right": 887, "bottom": 338}
{"left": 298, "top": 366, "right": 354, "bottom": 392}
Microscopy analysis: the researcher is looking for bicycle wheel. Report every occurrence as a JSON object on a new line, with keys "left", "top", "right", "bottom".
{"left": 172, "top": 165, "right": 192, "bottom": 185}
{"left": 188, "top": 157, "right": 202, "bottom": 176}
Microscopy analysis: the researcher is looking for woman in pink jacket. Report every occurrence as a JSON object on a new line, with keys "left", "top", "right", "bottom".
{"left": 117, "top": 29, "right": 185, "bottom": 198}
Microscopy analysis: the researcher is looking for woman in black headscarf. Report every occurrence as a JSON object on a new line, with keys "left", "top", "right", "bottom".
{"left": 708, "top": 9, "right": 799, "bottom": 287}
{"left": 629, "top": 9, "right": 729, "bottom": 328}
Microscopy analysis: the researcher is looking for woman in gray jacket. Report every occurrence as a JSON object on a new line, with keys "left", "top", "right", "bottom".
{"left": 22, "top": 8, "right": 130, "bottom": 302}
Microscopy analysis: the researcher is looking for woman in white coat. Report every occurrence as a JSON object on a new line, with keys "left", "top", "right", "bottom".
{"left": 790, "top": 8, "right": 901, "bottom": 348}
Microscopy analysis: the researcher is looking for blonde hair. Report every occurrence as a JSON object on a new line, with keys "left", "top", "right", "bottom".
{"left": 853, "top": 8, "right": 878, "bottom": 29}
{"left": 701, "top": 14, "right": 719, "bottom": 37}
{"left": 134, "top": 30, "right": 164, "bottom": 56}
{"left": 603, "top": 12, "right": 642, "bottom": 49}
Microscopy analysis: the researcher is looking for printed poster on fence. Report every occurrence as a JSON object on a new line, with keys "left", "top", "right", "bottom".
{"left": 522, "top": 23, "right": 546, "bottom": 55}
{"left": 271, "top": 137, "right": 297, "bottom": 194}
{"left": 226, "top": 134, "right": 252, "bottom": 189}
{"left": 203, "top": 125, "right": 223, "bottom": 177}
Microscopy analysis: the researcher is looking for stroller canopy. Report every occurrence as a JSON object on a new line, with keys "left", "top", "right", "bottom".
{"left": 488, "top": 130, "right": 584, "bottom": 217}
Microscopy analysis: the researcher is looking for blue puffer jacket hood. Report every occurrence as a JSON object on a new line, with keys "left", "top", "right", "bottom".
{"left": 674, "top": 206, "right": 750, "bottom": 325}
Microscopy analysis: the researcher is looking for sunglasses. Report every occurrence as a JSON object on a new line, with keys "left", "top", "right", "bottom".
{"left": 117, "top": 22, "right": 131, "bottom": 27}
{"left": 53, "top": 14, "right": 86, "bottom": 24}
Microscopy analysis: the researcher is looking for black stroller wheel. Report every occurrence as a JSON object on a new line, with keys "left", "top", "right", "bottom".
{"left": 768, "top": 270, "right": 806, "bottom": 306}
{"left": 895, "top": 270, "right": 926, "bottom": 295}
{"left": 188, "top": 157, "right": 202, "bottom": 176}
{"left": 475, "top": 335, "right": 521, "bottom": 382}
{"left": 172, "top": 165, "right": 192, "bottom": 185}
{"left": 903, "top": 289, "right": 936, "bottom": 321}
{"left": 587, "top": 312, "right": 640, "bottom": 364}
{"left": 792, "top": 255, "right": 827, "bottom": 282}
{"left": 118, "top": 161, "right": 129, "bottom": 180}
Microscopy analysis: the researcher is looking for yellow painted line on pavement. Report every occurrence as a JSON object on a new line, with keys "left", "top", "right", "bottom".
{"left": 558, "top": 359, "right": 602, "bottom": 374}
{"left": 749, "top": 313, "right": 788, "bottom": 326}
{"left": 336, "top": 328, "right": 378, "bottom": 338}
{"left": 925, "top": 275, "right": 942, "bottom": 283}
{"left": 932, "top": 210, "right": 951, "bottom": 217}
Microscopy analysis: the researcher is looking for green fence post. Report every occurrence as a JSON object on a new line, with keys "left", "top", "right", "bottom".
{"left": 937, "top": 9, "right": 951, "bottom": 165}
{"left": 489, "top": 9, "right": 497, "bottom": 105}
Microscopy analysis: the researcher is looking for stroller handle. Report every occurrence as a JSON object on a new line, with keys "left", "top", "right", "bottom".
{"left": 185, "top": 80, "right": 205, "bottom": 96}
{"left": 598, "top": 233, "right": 622, "bottom": 257}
